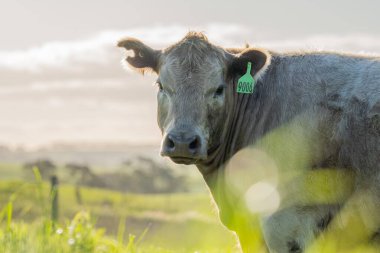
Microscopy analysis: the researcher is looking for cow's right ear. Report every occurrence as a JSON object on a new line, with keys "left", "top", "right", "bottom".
{"left": 117, "top": 38, "right": 161, "bottom": 74}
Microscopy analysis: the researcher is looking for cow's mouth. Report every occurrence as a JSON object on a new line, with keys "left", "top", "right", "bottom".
{"left": 169, "top": 156, "right": 199, "bottom": 165}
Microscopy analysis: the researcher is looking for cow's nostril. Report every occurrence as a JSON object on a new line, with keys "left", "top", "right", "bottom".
{"left": 167, "top": 137, "right": 175, "bottom": 149}
{"left": 189, "top": 137, "right": 199, "bottom": 151}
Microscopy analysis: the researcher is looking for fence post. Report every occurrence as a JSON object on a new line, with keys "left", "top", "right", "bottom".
{"left": 75, "top": 185, "right": 82, "bottom": 205}
{"left": 50, "top": 175, "right": 59, "bottom": 225}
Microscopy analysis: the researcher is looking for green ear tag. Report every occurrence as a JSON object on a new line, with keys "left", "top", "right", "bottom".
{"left": 236, "top": 62, "right": 255, "bottom": 94}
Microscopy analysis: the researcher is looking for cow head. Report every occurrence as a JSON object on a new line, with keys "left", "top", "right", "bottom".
{"left": 118, "top": 32, "right": 270, "bottom": 165}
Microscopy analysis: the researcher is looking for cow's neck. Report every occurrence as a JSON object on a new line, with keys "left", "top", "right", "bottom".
{"left": 197, "top": 56, "right": 278, "bottom": 184}
{"left": 194, "top": 60, "right": 280, "bottom": 228}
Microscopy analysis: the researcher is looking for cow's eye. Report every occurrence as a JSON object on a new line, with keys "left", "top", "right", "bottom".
{"left": 214, "top": 85, "right": 225, "bottom": 97}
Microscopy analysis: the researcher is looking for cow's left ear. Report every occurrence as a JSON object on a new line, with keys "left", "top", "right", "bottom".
{"left": 117, "top": 37, "right": 161, "bottom": 73}
{"left": 227, "top": 48, "right": 271, "bottom": 80}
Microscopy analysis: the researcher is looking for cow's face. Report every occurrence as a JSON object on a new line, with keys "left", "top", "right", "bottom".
{"left": 118, "top": 32, "right": 269, "bottom": 165}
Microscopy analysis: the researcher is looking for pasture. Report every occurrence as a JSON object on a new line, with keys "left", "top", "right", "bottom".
{"left": 1, "top": 164, "right": 379, "bottom": 252}
{"left": 0, "top": 163, "right": 240, "bottom": 253}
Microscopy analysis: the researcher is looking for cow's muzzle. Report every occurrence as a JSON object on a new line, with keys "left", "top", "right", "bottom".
{"left": 160, "top": 130, "right": 207, "bottom": 164}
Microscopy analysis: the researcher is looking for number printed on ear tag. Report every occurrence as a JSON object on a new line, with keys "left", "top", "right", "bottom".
{"left": 237, "top": 62, "right": 255, "bottom": 94}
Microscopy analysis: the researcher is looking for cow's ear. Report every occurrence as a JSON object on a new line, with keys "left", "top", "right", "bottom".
{"left": 117, "top": 38, "right": 161, "bottom": 74}
{"left": 227, "top": 48, "right": 271, "bottom": 80}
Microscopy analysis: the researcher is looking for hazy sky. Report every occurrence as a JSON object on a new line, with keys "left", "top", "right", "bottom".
{"left": 2, "top": 0, "right": 380, "bottom": 50}
{"left": 1, "top": 0, "right": 380, "bottom": 148}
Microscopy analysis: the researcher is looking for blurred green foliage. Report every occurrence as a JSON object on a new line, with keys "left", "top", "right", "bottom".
{"left": 0, "top": 169, "right": 238, "bottom": 252}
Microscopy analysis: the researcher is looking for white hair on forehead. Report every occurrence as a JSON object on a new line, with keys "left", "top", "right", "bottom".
{"left": 162, "top": 54, "right": 224, "bottom": 86}
{"left": 163, "top": 32, "right": 227, "bottom": 72}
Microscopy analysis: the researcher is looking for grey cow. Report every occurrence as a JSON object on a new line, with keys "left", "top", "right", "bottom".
{"left": 118, "top": 32, "right": 380, "bottom": 253}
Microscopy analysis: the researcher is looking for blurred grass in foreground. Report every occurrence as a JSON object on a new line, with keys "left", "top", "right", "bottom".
{"left": 1, "top": 163, "right": 379, "bottom": 252}
{"left": 0, "top": 168, "right": 239, "bottom": 253}
{"left": 1, "top": 211, "right": 145, "bottom": 253}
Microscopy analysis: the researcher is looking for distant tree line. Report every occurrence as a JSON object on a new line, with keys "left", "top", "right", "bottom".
{"left": 23, "top": 157, "right": 188, "bottom": 194}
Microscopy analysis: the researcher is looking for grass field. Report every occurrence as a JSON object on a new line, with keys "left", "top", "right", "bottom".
{"left": 0, "top": 165, "right": 241, "bottom": 253}
{"left": 2, "top": 165, "right": 379, "bottom": 253}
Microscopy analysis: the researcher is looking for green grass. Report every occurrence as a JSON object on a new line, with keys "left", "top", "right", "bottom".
{"left": 0, "top": 163, "right": 24, "bottom": 180}
{"left": 1, "top": 212, "right": 135, "bottom": 253}
{"left": 0, "top": 177, "right": 239, "bottom": 252}
{"left": 2, "top": 165, "right": 378, "bottom": 252}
